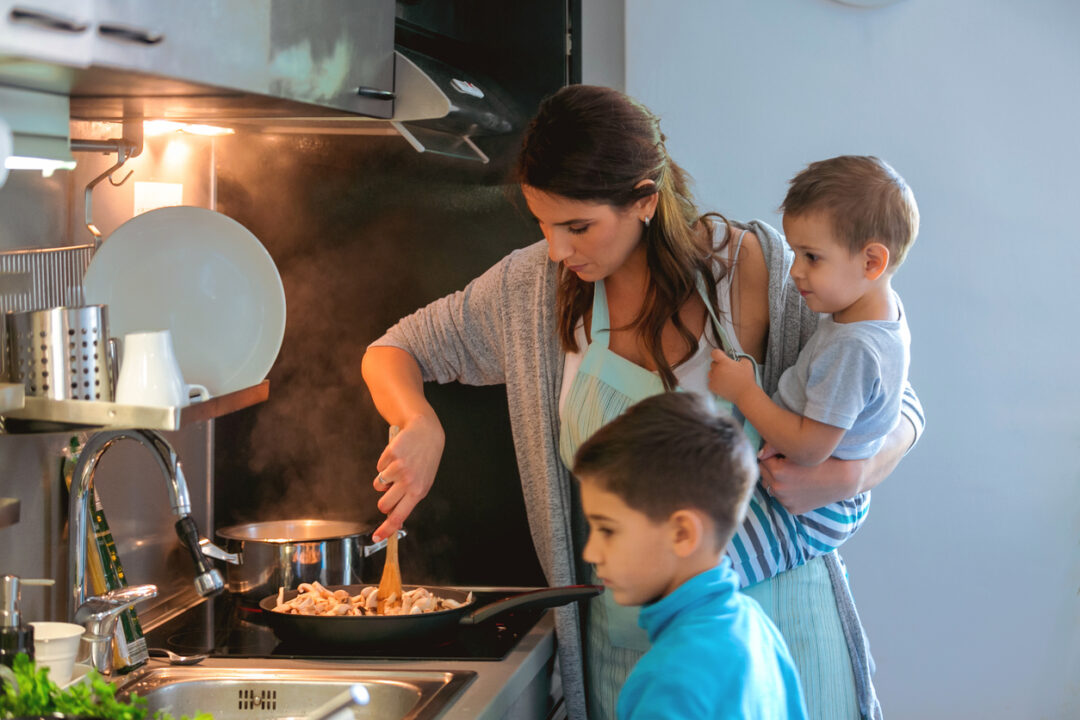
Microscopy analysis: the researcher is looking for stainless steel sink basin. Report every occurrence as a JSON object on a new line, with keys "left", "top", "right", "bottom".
{"left": 113, "top": 666, "right": 476, "bottom": 720}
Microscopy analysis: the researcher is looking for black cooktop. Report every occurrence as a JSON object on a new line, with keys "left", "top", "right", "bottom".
{"left": 144, "top": 589, "right": 547, "bottom": 662}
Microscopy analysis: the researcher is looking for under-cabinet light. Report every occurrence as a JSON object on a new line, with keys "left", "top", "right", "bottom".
{"left": 180, "top": 124, "right": 235, "bottom": 137}
{"left": 143, "top": 120, "right": 235, "bottom": 137}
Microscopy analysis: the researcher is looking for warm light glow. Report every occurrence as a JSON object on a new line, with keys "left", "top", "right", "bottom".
{"left": 143, "top": 120, "right": 186, "bottom": 136}
{"left": 142, "top": 120, "right": 235, "bottom": 137}
{"left": 4, "top": 156, "right": 77, "bottom": 176}
{"left": 163, "top": 137, "right": 191, "bottom": 165}
{"left": 180, "top": 124, "right": 235, "bottom": 137}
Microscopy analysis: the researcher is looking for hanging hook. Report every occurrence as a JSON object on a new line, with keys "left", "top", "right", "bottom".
{"left": 107, "top": 168, "right": 134, "bottom": 187}
{"left": 79, "top": 143, "right": 135, "bottom": 245}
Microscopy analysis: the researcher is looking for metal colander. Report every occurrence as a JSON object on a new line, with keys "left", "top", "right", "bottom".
{"left": 3, "top": 305, "right": 115, "bottom": 401}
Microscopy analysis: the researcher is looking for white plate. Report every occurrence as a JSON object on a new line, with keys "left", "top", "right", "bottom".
{"left": 84, "top": 206, "right": 286, "bottom": 397}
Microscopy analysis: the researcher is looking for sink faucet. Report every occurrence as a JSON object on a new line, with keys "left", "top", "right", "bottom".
{"left": 69, "top": 429, "right": 227, "bottom": 617}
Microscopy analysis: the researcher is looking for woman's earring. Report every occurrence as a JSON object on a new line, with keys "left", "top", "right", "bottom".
{"left": 643, "top": 216, "right": 651, "bottom": 228}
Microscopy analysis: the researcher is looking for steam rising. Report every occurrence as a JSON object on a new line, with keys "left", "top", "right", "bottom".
{"left": 213, "top": 131, "right": 544, "bottom": 585}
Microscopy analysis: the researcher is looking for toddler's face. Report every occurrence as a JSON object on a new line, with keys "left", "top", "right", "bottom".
{"left": 579, "top": 478, "right": 679, "bottom": 606}
{"left": 783, "top": 211, "right": 872, "bottom": 316}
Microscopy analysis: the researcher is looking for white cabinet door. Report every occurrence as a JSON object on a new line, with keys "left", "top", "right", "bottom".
{"left": 90, "top": 0, "right": 270, "bottom": 94}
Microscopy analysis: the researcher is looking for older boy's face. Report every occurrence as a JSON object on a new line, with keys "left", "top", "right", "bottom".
{"left": 579, "top": 478, "right": 680, "bottom": 606}
{"left": 783, "top": 211, "right": 872, "bottom": 316}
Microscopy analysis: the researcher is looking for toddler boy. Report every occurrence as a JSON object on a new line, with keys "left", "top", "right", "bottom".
{"left": 573, "top": 392, "right": 808, "bottom": 720}
{"left": 709, "top": 155, "right": 917, "bottom": 468}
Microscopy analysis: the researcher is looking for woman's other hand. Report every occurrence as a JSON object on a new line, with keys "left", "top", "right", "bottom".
{"left": 708, "top": 349, "right": 755, "bottom": 404}
{"left": 758, "top": 416, "right": 917, "bottom": 514}
{"left": 372, "top": 414, "right": 444, "bottom": 541}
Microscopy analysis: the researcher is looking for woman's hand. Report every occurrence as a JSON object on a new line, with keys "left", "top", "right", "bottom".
{"left": 372, "top": 413, "right": 445, "bottom": 541}
{"left": 758, "top": 417, "right": 916, "bottom": 515}
{"left": 361, "top": 346, "right": 447, "bottom": 541}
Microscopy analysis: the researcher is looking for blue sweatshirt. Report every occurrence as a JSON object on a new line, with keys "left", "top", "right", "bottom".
{"left": 617, "top": 559, "right": 808, "bottom": 720}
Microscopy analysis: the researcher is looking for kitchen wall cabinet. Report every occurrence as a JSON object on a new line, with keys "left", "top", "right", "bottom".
{"left": 88, "top": 0, "right": 271, "bottom": 97}
{"left": 0, "top": 0, "right": 396, "bottom": 120}
{"left": 0, "top": 0, "right": 93, "bottom": 69}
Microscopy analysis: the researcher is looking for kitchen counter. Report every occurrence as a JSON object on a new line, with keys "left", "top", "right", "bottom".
{"left": 134, "top": 610, "right": 559, "bottom": 720}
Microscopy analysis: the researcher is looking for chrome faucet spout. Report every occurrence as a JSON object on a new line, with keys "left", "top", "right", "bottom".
{"left": 69, "top": 429, "right": 223, "bottom": 619}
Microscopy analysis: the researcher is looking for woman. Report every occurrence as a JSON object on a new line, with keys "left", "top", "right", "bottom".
{"left": 362, "top": 85, "right": 922, "bottom": 720}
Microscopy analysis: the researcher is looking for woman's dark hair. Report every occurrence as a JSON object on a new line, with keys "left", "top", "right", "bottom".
{"left": 516, "top": 85, "right": 732, "bottom": 390}
{"left": 572, "top": 392, "right": 757, "bottom": 548}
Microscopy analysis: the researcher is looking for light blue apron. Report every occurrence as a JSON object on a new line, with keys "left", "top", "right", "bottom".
{"left": 558, "top": 270, "right": 761, "bottom": 718}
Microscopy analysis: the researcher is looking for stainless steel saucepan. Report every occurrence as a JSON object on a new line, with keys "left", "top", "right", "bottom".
{"left": 216, "top": 519, "right": 397, "bottom": 602}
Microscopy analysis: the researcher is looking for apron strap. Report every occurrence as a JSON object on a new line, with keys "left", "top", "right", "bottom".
{"left": 588, "top": 280, "right": 612, "bottom": 349}
{"left": 695, "top": 272, "right": 764, "bottom": 450}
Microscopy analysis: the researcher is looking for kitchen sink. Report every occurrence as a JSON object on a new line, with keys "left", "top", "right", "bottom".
{"left": 113, "top": 666, "right": 477, "bottom": 720}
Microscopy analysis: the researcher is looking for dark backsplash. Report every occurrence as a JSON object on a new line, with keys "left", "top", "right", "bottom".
{"left": 212, "top": 131, "right": 547, "bottom": 587}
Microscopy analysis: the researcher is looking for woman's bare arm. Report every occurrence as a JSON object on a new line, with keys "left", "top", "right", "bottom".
{"left": 361, "top": 346, "right": 446, "bottom": 540}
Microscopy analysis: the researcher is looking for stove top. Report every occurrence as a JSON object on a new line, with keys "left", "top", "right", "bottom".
{"left": 144, "top": 589, "right": 548, "bottom": 662}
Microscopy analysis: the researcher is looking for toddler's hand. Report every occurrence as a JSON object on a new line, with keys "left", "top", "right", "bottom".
{"left": 757, "top": 442, "right": 781, "bottom": 462}
{"left": 709, "top": 349, "right": 754, "bottom": 404}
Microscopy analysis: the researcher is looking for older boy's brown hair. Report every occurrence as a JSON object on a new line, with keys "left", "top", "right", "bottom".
{"left": 572, "top": 393, "right": 757, "bottom": 548}
{"left": 782, "top": 155, "right": 919, "bottom": 270}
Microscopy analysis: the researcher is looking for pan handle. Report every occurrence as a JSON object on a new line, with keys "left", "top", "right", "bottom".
{"left": 458, "top": 584, "right": 603, "bottom": 626}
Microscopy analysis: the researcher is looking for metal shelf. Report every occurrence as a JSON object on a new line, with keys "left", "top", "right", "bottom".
{"left": 0, "top": 383, "right": 25, "bottom": 413}
{"left": 0, "top": 380, "right": 269, "bottom": 433}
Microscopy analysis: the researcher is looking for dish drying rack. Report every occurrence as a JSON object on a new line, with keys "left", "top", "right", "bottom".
{"left": 0, "top": 124, "right": 270, "bottom": 432}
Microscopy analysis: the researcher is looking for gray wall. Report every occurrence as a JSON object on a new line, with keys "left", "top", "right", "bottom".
{"left": 606, "top": 0, "right": 1079, "bottom": 716}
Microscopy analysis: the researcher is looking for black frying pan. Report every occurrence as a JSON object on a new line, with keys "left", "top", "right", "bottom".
{"left": 257, "top": 584, "right": 601, "bottom": 649}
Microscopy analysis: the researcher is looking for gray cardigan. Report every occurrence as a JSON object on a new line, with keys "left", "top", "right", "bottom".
{"left": 371, "top": 220, "right": 922, "bottom": 719}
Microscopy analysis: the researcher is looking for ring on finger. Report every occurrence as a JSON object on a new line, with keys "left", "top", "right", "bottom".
{"left": 376, "top": 472, "right": 391, "bottom": 488}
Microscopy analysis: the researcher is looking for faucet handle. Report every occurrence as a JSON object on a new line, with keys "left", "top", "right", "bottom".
{"left": 75, "top": 584, "right": 157, "bottom": 628}
{"left": 75, "top": 584, "right": 157, "bottom": 675}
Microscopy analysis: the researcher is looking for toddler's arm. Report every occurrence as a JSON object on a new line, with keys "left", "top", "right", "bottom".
{"left": 709, "top": 349, "right": 844, "bottom": 465}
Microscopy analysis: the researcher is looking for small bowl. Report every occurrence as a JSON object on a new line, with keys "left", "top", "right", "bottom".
{"left": 30, "top": 621, "right": 84, "bottom": 685}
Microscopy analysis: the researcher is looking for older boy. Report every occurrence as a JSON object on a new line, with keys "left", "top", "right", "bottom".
{"left": 573, "top": 392, "right": 807, "bottom": 720}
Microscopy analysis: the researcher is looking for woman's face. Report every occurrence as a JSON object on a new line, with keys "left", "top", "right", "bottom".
{"left": 522, "top": 185, "right": 646, "bottom": 282}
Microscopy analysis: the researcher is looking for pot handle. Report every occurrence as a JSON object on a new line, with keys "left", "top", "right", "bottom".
{"left": 361, "top": 529, "right": 407, "bottom": 558}
{"left": 458, "top": 585, "right": 603, "bottom": 626}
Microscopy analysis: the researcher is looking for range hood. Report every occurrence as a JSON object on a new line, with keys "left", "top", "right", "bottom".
{"left": 216, "top": 47, "right": 523, "bottom": 164}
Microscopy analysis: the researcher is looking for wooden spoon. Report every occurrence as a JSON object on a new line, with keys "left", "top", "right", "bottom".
{"left": 377, "top": 425, "right": 402, "bottom": 613}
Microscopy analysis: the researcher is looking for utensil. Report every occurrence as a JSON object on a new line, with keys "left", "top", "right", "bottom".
{"left": 258, "top": 583, "right": 602, "bottom": 650}
{"left": 147, "top": 647, "right": 207, "bottom": 666}
{"left": 3, "top": 305, "right": 116, "bottom": 401}
{"left": 82, "top": 206, "right": 286, "bottom": 396}
{"left": 377, "top": 425, "right": 402, "bottom": 612}
{"left": 215, "top": 519, "right": 395, "bottom": 602}
{"left": 114, "top": 329, "right": 209, "bottom": 407}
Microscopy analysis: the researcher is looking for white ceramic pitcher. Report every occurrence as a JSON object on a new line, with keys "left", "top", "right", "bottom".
{"left": 115, "top": 330, "right": 209, "bottom": 407}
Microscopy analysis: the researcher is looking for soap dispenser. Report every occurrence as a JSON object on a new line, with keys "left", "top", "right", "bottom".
{"left": 0, "top": 575, "right": 54, "bottom": 668}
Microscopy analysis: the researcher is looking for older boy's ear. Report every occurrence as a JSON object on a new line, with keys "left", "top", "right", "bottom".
{"left": 669, "top": 509, "right": 704, "bottom": 558}
{"left": 863, "top": 242, "right": 890, "bottom": 281}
